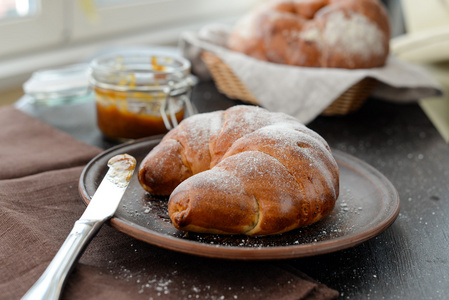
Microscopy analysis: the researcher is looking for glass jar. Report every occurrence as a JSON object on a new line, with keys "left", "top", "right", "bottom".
{"left": 88, "top": 52, "right": 197, "bottom": 141}
{"left": 18, "top": 64, "right": 98, "bottom": 142}
{"left": 23, "top": 63, "right": 93, "bottom": 106}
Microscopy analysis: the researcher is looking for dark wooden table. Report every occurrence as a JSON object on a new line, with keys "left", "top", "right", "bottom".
{"left": 17, "top": 80, "right": 449, "bottom": 299}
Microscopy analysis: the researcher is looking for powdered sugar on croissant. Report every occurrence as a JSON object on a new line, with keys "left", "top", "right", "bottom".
{"left": 138, "top": 105, "right": 339, "bottom": 235}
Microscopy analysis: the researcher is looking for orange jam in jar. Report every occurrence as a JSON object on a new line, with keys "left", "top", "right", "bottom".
{"left": 89, "top": 52, "right": 196, "bottom": 141}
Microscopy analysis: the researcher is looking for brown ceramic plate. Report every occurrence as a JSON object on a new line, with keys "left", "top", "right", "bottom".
{"left": 79, "top": 137, "right": 400, "bottom": 260}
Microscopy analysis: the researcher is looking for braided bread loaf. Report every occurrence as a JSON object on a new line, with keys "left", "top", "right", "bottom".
{"left": 138, "top": 105, "right": 339, "bottom": 235}
{"left": 228, "top": 0, "right": 390, "bottom": 69}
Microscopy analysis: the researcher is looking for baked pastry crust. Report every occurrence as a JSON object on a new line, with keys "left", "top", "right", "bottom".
{"left": 138, "top": 105, "right": 339, "bottom": 235}
{"left": 227, "top": 0, "right": 390, "bottom": 69}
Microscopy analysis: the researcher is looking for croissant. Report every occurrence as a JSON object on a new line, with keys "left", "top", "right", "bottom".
{"left": 138, "top": 105, "right": 339, "bottom": 235}
{"left": 227, "top": 0, "right": 390, "bottom": 69}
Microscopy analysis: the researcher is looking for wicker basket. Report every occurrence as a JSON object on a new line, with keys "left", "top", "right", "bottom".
{"left": 201, "top": 51, "right": 378, "bottom": 116}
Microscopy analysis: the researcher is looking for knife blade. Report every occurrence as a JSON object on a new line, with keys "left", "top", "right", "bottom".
{"left": 22, "top": 153, "right": 136, "bottom": 300}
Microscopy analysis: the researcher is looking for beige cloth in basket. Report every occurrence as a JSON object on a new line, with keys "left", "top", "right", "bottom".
{"left": 180, "top": 24, "right": 443, "bottom": 124}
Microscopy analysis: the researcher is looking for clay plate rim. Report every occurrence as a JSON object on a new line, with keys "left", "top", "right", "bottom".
{"left": 78, "top": 136, "right": 400, "bottom": 260}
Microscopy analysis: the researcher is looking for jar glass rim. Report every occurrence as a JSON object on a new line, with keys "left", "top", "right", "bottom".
{"left": 89, "top": 52, "right": 191, "bottom": 75}
{"left": 88, "top": 51, "right": 195, "bottom": 93}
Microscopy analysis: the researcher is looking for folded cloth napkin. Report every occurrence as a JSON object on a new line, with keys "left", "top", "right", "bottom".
{"left": 0, "top": 106, "right": 339, "bottom": 300}
{"left": 180, "top": 24, "right": 443, "bottom": 124}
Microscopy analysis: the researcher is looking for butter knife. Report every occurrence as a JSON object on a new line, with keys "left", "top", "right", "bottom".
{"left": 22, "top": 153, "right": 136, "bottom": 300}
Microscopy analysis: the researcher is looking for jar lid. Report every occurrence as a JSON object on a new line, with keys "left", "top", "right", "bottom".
{"left": 88, "top": 52, "right": 196, "bottom": 94}
{"left": 23, "top": 63, "right": 90, "bottom": 101}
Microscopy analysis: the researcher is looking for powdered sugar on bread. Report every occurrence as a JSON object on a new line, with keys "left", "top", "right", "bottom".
{"left": 323, "top": 10, "right": 386, "bottom": 59}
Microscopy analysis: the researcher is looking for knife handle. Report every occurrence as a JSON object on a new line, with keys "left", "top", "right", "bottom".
{"left": 21, "top": 219, "right": 104, "bottom": 300}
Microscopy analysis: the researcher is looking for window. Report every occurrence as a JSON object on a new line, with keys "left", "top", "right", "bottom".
{"left": 0, "top": 0, "right": 261, "bottom": 91}
{"left": 0, "top": 0, "right": 64, "bottom": 58}
{"left": 0, "top": 0, "right": 38, "bottom": 20}
{"left": 0, "top": 0, "right": 261, "bottom": 59}
{"left": 70, "top": 0, "right": 259, "bottom": 43}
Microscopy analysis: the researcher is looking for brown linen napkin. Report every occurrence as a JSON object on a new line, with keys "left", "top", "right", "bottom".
{"left": 0, "top": 106, "right": 101, "bottom": 180}
{"left": 0, "top": 106, "right": 339, "bottom": 300}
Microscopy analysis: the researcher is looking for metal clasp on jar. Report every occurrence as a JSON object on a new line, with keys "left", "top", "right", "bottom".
{"left": 161, "top": 77, "right": 197, "bottom": 130}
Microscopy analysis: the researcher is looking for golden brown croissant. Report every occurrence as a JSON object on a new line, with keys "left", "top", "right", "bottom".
{"left": 138, "top": 105, "right": 339, "bottom": 235}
